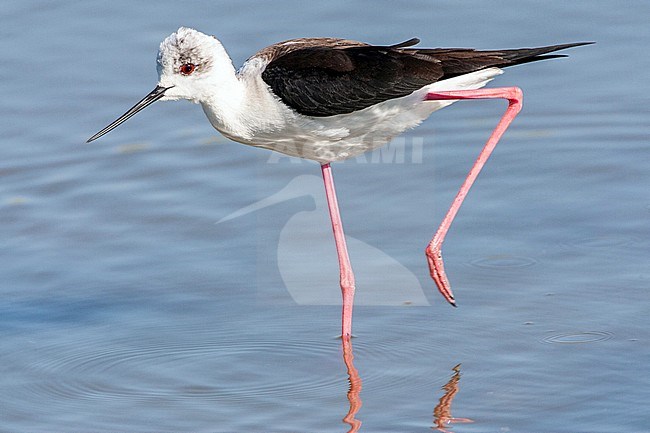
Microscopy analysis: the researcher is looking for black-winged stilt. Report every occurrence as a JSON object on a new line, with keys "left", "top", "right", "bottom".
{"left": 87, "top": 27, "right": 590, "bottom": 337}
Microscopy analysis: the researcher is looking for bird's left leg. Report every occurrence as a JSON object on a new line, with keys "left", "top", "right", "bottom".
{"left": 321, "top": 163, "right": 356, "bottom": 337}
{"left": 424, "top": 87, "right": 523, "bottom": 305}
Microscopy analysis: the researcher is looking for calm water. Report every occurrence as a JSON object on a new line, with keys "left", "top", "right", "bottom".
{"left": 1, "top": 1, "right": 649, "bottom": 432}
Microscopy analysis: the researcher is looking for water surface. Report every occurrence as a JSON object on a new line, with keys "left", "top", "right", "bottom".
{"left": 1, "top": 1, "right": 649, "bottom": 432}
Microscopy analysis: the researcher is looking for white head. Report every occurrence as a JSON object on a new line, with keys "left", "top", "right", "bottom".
{"left": 156, "top": 27, "right": 233, "bottom": 102}
{"left": 87, "top": 27, "right": 234, "bottom": 142}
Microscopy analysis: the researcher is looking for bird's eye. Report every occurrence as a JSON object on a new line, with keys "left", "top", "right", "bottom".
{"left": 179, "top": 63, "right": 196, "bottom": 75}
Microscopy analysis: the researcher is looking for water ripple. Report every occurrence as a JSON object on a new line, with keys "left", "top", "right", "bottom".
{"left": 468, "top": 254, "right": 538, "bottom": 269}
{"left": 21, "top": 332, "right": 344, "bottom": 404}
{"left": 541, "top": 331, "right": 613, "bottom": 345}
{"left": 563, "top": 236, "right": 633, "bottom": 249}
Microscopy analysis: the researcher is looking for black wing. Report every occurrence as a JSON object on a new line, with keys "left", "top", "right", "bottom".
{"left": 261, "top": 41, "right": 592, "bottom": 117}
{"left": 261, "top": 40, "right": 443, "bottom": 117}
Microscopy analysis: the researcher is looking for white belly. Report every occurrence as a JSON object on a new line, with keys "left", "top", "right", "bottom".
{"left": 207, "top": 67, "right": 503, "bottom": 164}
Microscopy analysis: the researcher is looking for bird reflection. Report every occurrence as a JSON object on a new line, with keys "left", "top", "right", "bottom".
{"left": 432, "top": 364, "right": 473, "bottom": 432}
{"left": 341, "top": 336, "right": 362, "bottom": 432}
{"left": 337, "top": 340, "right": 474, "bottom": 432}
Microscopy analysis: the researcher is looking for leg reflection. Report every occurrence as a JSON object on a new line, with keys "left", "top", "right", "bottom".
{"left": 432, "top": 364, "right": 473, "bottom": 432}
{"left": 341, "top": 336, "right": 362, "bottom": 432}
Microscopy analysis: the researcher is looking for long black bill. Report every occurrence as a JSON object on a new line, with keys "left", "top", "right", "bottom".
{"left": 86, "top": 85, "right": 172, "bottom": 143}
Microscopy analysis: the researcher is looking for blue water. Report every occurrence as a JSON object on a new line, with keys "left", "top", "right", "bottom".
{"left": 1, "top": 1, "right": 649, "bottom": 432}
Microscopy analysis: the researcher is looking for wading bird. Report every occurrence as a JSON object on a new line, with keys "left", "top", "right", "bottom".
{"left": 88, "top": 27, "right": 590, "bottom": 337}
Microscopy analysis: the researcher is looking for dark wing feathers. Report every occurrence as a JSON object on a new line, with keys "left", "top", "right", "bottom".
{"left": 493, "top": 42, "right": 593, "bottom": 63}
{"left": 264, "top": 44, "right": 443, "bottom": 115}
{"left": 261, "top": 40, "right": 592, "bottom": 117}
{"left": 407, "top": 42, "right": 593, "bottom": 77}
{"left": 389, "top": 38, "right": 421, "bottom": 49}
{"left": 262, "top": 44, "right": 443, "bottom": 116}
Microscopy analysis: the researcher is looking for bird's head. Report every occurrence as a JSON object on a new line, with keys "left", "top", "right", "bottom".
{"left": 87, "top": 27, "right": 230, "bottom": 143}
{"left": 156, "top": 27, "right": 225, "bottom": 102}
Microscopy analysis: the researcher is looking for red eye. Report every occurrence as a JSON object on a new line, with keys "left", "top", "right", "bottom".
{"left": 179, "top": 63, "right": 196, "bottom": 75}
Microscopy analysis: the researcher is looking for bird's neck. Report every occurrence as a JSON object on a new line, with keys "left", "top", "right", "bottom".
{"left": 200, "top": 46, "right": 290, "bottom": 143}
{"left": 198, "top": 43, "right": 247, "bottom": 126}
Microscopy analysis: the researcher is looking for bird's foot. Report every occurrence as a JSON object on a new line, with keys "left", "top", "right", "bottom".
{"left": 425, "top": 245, "right": 456, "bottom": 307}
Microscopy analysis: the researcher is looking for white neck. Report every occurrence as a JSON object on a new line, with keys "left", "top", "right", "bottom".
{"left": 200, "top": 49, "right": 292, "bottom": 143}
{"left": 197, "top": 43, "right": 250, "bottom": 136}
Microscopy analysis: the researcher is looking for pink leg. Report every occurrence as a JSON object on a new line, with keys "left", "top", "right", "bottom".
{"left": 424, "top": 87, "right": 523, "bottom": 305}
{"left": 321, "top": 163, "right": 356, "bottom": 337}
